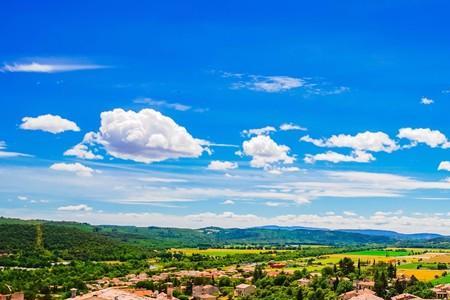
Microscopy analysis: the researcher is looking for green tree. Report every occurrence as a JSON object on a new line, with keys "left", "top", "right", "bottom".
{"left": 339, "top": 257, "right": 355, "bottom": 275}
{"left": 374, "top": 270, "right": 388, "bottom": 298}
{"left": 387, "top": 263, "right": 396, "bottom": 279}
{"left": 252, "top": 265, "right": 265, "bottom": 283}
{"left": 297, "top": 287, "right": 304, "bottom": 300}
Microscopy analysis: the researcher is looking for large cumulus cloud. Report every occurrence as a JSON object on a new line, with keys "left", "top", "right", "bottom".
{"left": 82, "top": 108, "right": 205, "bottom": 163}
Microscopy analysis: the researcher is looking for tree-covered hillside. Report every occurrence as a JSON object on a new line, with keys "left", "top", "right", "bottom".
{"left": 0, "top": 221, "right": 149, "bottom": 265}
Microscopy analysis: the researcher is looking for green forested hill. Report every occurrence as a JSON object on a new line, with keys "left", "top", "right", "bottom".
{"left": 60, "top": 224, "right": 395, "bottom": 248}
{"left": 0, "top": 221, "right": 148, "bottom": 262}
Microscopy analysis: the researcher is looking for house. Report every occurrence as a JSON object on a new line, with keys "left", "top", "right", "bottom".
{"left": 356, "top": 280, "right": 375, "bottom": 291}
{"left": 197, "top": 295, "right": 216, "bottom": 300}
{"left": 192, "top": 285, "right": 219, "bottom": 300}
{"left": 339, "top": 289, "right": 376, "bottom": 300}
{"left": 269, "top": 262, "right": 286, "bottom": 269}
{"left": 391, "top": 293, "right": 423, "bottom": 300}
{"left": 234, "top": 284, "right": 256, "bottom": 297}
{"left": 350, "top": 294, "right": 384, "bottom": 300}
{"left": 297, "top": 278, "right": 312, "bottom": 286}
{"left": 431, "top": 284, "right": 450, "bottom": 299}
{"left": 154, "top": 291, "right": 179, "bottom": 300}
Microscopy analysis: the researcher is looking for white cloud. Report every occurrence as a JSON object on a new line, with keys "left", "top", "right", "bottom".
{"left": 20, "top": 114, "right": 80, "bottom": 134}
{"left": 223, "top": 72, "right": 348, "bottom": 95}
{"left": 438, "top": 161, "right": 450, "bottom": 171}
{"left": 242, "top": 126, "right": 276, "bottom": 137}
{"left": 421, "top": 97, "right": 434, "bottom": 105}
{"left": 232, "top": 75, "right": 305, "bottom": 93}
{"left": 138, "top": 177, "right": 188, "bottom": 183}
{"left": 83, "top": 108, "right": 205, "bottom": 163}
{"left": 207, "top": 160, "right": 238, "bottom": 171}
{"left": 50, "top": 162, "right": 96, "bottom": 177}
{"left": 222, "top": 200, "right": 235, "bottom": 205}
{"left": 265, "top": 201, "right": 286, "bottom": 207}
{"left": 64, "top": 143, "right": 103, "bottom": 160}
{"left": 1, "top": 62, "right": 106, "bottom": 73}
{"left": 266, "top": 166, "right": 300, "bottom": 175}
{"left": 374, "top": 210, "right": 403, "bottom": 216}
{"left": 310, "top": 86, "right": 350, "bottom": 96}
{"left": 304, "top": 150, "right": 375, "bottom": 164}
{"left": 343, "top": 211, "right": 358, "bottom": 217}
{"left": 397, "top": 128, "right": 450, "bottom": 148}
{"left": 242, "top": 135, "right": 295, "bottom": 168}
{"left": 0, "top": 141, "right": 30, "bottom": 158}
{"left": 64, "top": 132, "right": 104, "bottom": 160}
{"left": 57, "top": 204, "right": 93, "bottom": 212}
{"left": 134, "top": 98, "right": 192, "bottom": 111}
{"left": 279, "top": 123, "right": 307, "bottom": 131}
{"left": 301, "top": 131, "right": 398, "bottom": 153}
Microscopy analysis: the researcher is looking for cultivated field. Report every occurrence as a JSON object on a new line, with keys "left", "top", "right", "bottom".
{"left": 171, "top": 248, "right": 291, "bottom": 256}
{"left": 266, "top": 249, "right": 450, "bottom": 282}
{"left": 172, "top": 247, "right": 450, "bottom": 282}
{"left": 397, "top": 269, "right": 447, "bottom": 281}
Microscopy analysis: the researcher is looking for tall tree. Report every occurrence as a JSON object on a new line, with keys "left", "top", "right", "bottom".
{"left": 339, "top": 257, "right": 355, "bottom": 275}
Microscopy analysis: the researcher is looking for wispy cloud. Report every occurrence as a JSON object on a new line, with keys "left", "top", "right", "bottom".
{"left": 0, "top": 141, "right": 30, "bottom": 158}
{"left": 57, "top": 204, "right": 93, "bottom": 212}
{"left": 134, "top": 98, "right": 192, "bottom": 111}
{"left": 1, "top": 61, "right": 108, "bottom": 73}
{"left": 242, "top": 126, "right": 277, "bottom": 137}
{"left": 222, "top": 72, "right": 349, "bottom": 95}
{"left": 230, "top": 74, "right": 305, "bottom": 93}
{"left": 304, "top": 150, "right": 375, "bottom": 164}
{"left": 279, "top": 123, "right": 307, "bottom": 131}
{"left": 2, "top": 163, "right": 450, "bottom": 214}
{"left": 134, "top": 97, "right": 208, "bottom": 113}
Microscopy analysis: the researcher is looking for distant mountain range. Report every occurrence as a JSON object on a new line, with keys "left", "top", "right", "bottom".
{"left": 254, "top": 225, "right": 444, "bottom": 240}
{"left": 336, "top": 229, "right": 442, "bottom": 240}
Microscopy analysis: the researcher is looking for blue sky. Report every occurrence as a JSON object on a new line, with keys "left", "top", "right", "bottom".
{"left": 1, "top": 1, "right": 450, "bottom": 233}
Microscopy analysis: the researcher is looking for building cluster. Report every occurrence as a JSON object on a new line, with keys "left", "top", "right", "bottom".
{"left": 0, "top": 292, "right": 24, "bottom": 300}
{"left": 335, "top": 280, "right": 450, "bottom": 300}
{"left": 431, "top": 284, "right": 450, "bottom": 299}
{"left": 68, "top": 264, "right": 260, "bottom": 300}
{"left": 68, "top": 285, "right": 178, "bottom": 300}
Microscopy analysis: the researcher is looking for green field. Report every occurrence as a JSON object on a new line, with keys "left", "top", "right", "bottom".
{"left": 397, "top": 262, "right": 445, "bottom": 270}
{"left": 344, "top": 250, "right": 411, "bottom": 257}
{"left": 432, "top": 273, "right": 450, "bottom": 284}
{"left": 171, "top": 248, "right": 291, "bottom": 256}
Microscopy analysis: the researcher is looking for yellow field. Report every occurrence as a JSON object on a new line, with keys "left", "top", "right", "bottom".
{"left": 423, "top": 254, "right": 450, "bottom": 263}
{"left": 323, "top": 254, "right": 417, "bottom": 264}
{"left": 397, "top": 269, "right": 447, "bottom": 281}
